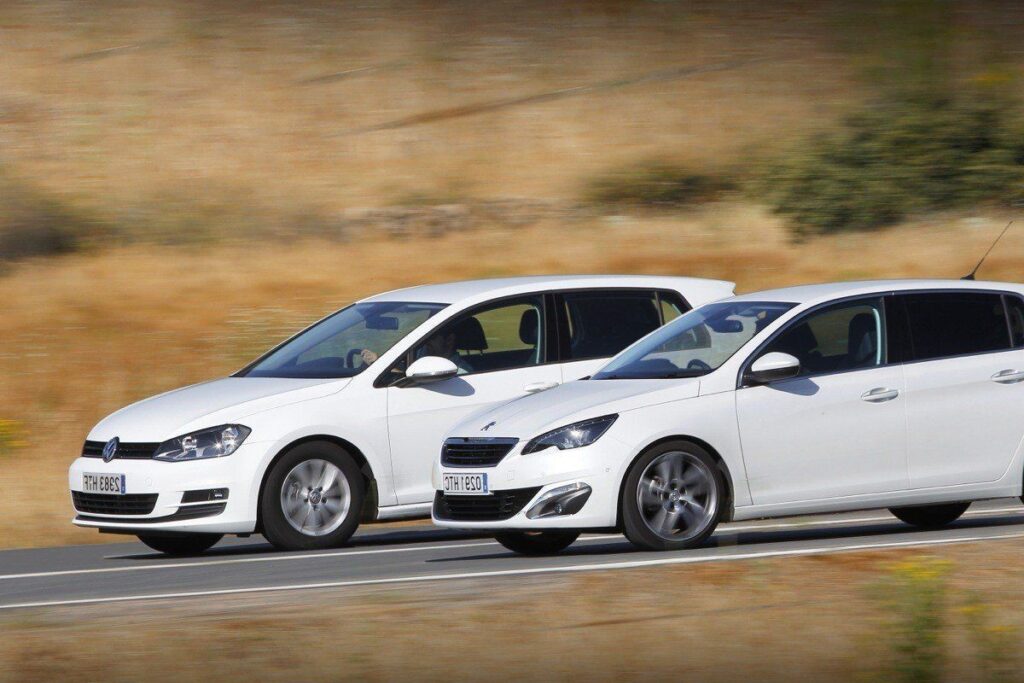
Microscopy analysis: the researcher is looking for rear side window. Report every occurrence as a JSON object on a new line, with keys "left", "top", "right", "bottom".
{"left": 560, "top": 290, "right": 665, "bottom": 361}
{"left": 1006, "top": 295, "right": 1024, "bottom": 347}
{"left": 902, "top": 292, "right": 1011, "bottom": 361}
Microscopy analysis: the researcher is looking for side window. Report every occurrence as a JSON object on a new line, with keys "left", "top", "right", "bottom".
{"left": 1006, "top": 295, "right": 1024, "bottom": 348}
{"left": 658, "top": 291, "right": 689, "bottom": 323}
{"left": 762, "top": 298, "right": 885, "bottom": 377}
{"left": 903, "top": 292, "right": 1010, "bottom": 361}
{"left": 412, "top": 296, "right": 545, "bottom": 375}
{"left": 561, "top": 290, "right": 663, "bottom": 361}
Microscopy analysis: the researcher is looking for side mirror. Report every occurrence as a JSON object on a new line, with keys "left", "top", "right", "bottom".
{"left": 745, "top": 352, "right": 800, "bottom": 385}
{"left": 404, "top": 356, "right": 458, "bottom": 384}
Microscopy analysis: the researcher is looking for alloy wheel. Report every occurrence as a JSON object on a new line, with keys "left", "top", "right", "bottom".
{"left": 636, "top": 450, "right": 718, "bottom": 542}
{"left": 279, "top": 458, "right": 351, "bottom": 537}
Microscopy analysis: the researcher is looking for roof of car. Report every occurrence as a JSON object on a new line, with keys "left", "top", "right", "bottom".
{"left": 358, "top": 275, "right": 736, "bottom": 305}
{"left": 730, "top": 279, "right": 1024, "bottom": 306}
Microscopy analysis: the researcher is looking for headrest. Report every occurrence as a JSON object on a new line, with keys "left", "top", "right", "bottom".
{"left": 519, "top": 308, "right": 539, "bottom": 345}
{"left": 777, "top": 322, "right": 817, "bottom": 357}
{"left": 451, "top": 316, "right": 487, "bottom": 352}
{"left": 847, "top": 312, "right": 877, "bottom": 361}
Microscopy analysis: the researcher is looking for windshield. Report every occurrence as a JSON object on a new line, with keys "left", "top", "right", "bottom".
{"left": 592, "top": 300, "right": 795, "bottom": 380}
{"left": 240, "top": 301, "right": 447, "bottom": 379}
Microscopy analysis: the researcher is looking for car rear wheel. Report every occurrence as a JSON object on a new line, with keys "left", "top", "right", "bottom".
{"left": 889, "top": 503, "right": 969, "bottom": 529}
{"left": 622, "top": 441, "right": 724, "bottom": 551}
{"left": 494, "top": 531, "right": 580, "bottom": 555}
{"left": 137, "top": 533, "right": 223, "bottom": 556}
{"left": 260, "top": 441, "right": 365, "bottom": 551}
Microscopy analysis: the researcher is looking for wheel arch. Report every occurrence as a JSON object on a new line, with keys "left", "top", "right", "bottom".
{"left": 255, "top": 434, "right": 379, "bottom": 532}
{"left": 615, "top": 435, "right": 736, "bottom": 529}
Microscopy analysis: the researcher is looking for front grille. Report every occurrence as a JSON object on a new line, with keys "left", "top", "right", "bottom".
{"left": 82, "top": 440, "right": 160, "bottom": 460}
{"left": 72, "top": 492, "right": 158, "bottom": 516}
{"left": 433, "top": 487, "right": 541, "bottom": 522}
{"left": 441, "top": 438, "right": 518, "bottom": 468}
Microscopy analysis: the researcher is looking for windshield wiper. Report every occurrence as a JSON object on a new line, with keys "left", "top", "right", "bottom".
{"left": 655, "top": 369, "right": 707, "bottom": 378}
{"left": 595, "top": 369, "right": 706, "bottom": 380}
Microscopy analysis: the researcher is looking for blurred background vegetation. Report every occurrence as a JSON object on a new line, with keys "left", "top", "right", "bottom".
{"left": 1, "top": 0, "right": 1023, "bottom": 547}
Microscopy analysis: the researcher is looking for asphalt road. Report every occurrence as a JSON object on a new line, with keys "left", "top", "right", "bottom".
{"left": 3, "top": 499, "right": 1024, "bottom": 611}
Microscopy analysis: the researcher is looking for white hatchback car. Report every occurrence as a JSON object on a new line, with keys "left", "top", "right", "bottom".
{"left": 68, "top": 275, "right": 733, "bottom": 554}
{"left": 433, "top": 280, "right": 1024, "bottom": 554}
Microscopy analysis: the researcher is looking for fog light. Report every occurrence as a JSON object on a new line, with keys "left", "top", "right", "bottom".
{"left": 525, "top": 483, "right": 592, "bottom": 519}
{"left": 181, "top": 488, "right": 229, "bottom": 503}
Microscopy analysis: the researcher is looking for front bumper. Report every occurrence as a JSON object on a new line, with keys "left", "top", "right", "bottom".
{"left": 67, "top": 442, "right": 268, "bottom": 534}
{"left": 430, "top": 436, "right": 628, "bottom": 530}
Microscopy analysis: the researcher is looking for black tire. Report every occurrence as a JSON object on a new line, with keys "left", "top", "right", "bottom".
{"left": 137, "top": 533, "right": 223, "bottom": 556}
{"left": 260, "top": 441, "right": 365, "bottom": 551}
{"left": 494, "top": 531, "right": 580, "bottom": 555}
{"left": 889, "top": 503, "right": 969, "bottom": 529}
{"left": 621, "top": 440, "right": 725, "bottom": 551}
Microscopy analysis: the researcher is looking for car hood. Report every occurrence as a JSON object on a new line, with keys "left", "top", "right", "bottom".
{"left": 88, "top": 377, "right": 350, "bottom": 442}
{"left": 452, "top": 377, "right": 701, "bottom": 439}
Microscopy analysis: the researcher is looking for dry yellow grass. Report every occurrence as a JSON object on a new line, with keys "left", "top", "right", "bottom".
{"left": 3, "top": 540, "right": 1024, "bottom": 681}
{"left": 0, "top": 0, "right": 864, "bottom": 231}
{"left": 0, "top": 205, "right": 1021, "bottom": 548}
{"left": 2, "top": 1, "right": 1023, "bottom": 548}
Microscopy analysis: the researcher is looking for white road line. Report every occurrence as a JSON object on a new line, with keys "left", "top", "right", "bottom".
{"left": 2, "top": 506, "right": 1020, "bottom": 583}
{"left": 0, "top": 536, "right": 619, "bottom": 582}
{"left": 4, "top": 529, "right": 1024, "bottom": 611}
{"left": 0, "top": 541, "right": 498, "bottom": 581}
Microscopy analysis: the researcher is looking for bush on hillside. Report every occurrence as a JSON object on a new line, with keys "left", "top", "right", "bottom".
{"left": 0, "top": 175, "right": 107, "bottom": 262}
{"left": 762, "top": 93, "right": 1024, "bottom": 237}
{"left": 583, "top": 161, "right": 734, "bottom": 210}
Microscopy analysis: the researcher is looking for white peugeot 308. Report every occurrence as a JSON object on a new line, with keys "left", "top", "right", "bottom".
{"left": 433, "top": 280, "right": 1024, "bottom": 554}
{"left": 68, "top": 275, "right": 734, "bottom": 554}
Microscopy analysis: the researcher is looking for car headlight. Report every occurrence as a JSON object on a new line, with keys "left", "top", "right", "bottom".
{"left": 521, "top": 415, "right": 618, "bottom": 455}
{"left": 153, "top": 425, "right": 251, "bottom": 462}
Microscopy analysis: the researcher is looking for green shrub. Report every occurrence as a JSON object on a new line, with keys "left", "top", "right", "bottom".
{"left": 763, "top": 93, "right": 1024, "bottom": 237}
{"left": 765, "top": 0, "right": 1024, "bottom": 237}
{"left": 0, "top": 174, "right": 110, "bottom": 262}
{"left": 873, "top": 558, "right": 951, "bottom": 683}
{"left": 584, "top": 161, "right": 734, "bottom": 209}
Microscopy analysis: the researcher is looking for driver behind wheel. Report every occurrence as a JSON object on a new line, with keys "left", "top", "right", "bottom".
{"left": 359, "top": 329, "right": 472, "bottom": 373}
{"left": 415, "top": 329, "right": 472, "bottom": 373}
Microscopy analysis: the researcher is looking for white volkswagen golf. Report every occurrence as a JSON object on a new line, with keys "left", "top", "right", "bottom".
{"left": 433, "top": 280, "right": 1024, "bottom": 554}
{"left": 68, "top": 275, "right": 733, "bottom": 554}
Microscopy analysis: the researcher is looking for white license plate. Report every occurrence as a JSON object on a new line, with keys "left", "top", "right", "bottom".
{"left": 442, "top": 472, "right": 489, "bottom": 496}
{"left": 82, "top": 472, "right": 126, "bottom": 495}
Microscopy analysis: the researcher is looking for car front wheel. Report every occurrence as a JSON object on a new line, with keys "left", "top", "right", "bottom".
{"left": 621, "top": 441, "right": 724, "bottom": 551}
{"left": 137, "top": 533, "right": 223, "bottom": 556}
{"left": 260, "top": 441, "right": 365, "bottom": 551}
{"left": 494, "top": 531, "right": 580, "bottom": 555}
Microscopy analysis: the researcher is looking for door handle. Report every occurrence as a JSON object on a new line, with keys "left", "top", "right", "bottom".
{"left": 524, "top": 381, "right": 559, "bottom": 394}
{"left": 991, "top": 369, "right": 1024, "bottom": 384}
{"left": 861, "top": 387, "right": 899, "bottom": 403}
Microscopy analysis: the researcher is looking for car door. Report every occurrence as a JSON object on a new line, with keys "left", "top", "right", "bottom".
{"left": 898, "top": 291, "right": 1024, "bottom": 488}
{"left": 736, "top": 296, "right": 909, "bottom": 506}
{"left": 385, "top": 294, "right": 561, "bottom": 504}
{"left": 555, "top": 289, "right": 689, "bottom": 382}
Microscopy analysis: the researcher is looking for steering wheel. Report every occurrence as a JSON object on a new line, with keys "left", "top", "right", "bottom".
{"left": 346, "top": 348, "right": 363, "bottom": 368}
{"left": 687, "top": 359, "right": 712, "bottom": 373}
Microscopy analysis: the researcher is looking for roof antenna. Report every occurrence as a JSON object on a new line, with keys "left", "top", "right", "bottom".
{"left": 963, "top": 219, "right": 1014, "bottom": 280}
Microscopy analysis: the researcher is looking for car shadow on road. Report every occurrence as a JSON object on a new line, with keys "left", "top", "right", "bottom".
{"left": 111, "top": 526, "right": 492, "bottom": 561}
{"left": 423, "top": 513, "right": 1024, "bottom": 563}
